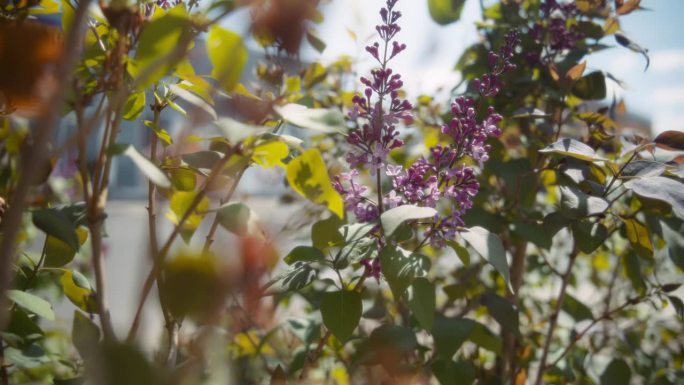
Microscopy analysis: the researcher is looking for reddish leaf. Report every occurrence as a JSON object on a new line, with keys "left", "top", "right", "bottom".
{"left": 654, "top": 130, "right": 684, "bottom": 151}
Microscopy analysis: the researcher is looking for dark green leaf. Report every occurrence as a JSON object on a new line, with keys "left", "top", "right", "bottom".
{"left": 620, "top": 160, "right": 666, "bottom": 179}
{"left": 380, "top": 247, "right": 430, "bottom": 300}
{"left": 468, "top": 321, "right": 502, "bottom": 353}
{"left": 320, "top": 290, "right": 362, "bottom": 343}
{"left": 311, "top": 215, "right": 345, "bottom": 250}
{"left": 408, "top": 278, "right": 435, "bottom": 330}
{"left": 572, "top": 71, "right": 607, "bottom": 100}
{"left": 284, "top": 246, "right": 325, "bottom": 265}
{"left": 460, "top": 227, "right": 511, "bottom": 291}
{"left": 562, "top": 293, "right": 593, "bottom": 322}
{"left": 572, "top": 221, "right": 608, "bottom": 254}
{"left": 623, "top": 250, "right": 646, "bottom": 295}
{"left": 432, "top": 316, "right": 474, "bottom": 358}
{"left": 482, "top": 292, "right": 519, "bottom": 336}
{"left": 32, "top": 208, "right": 79, "bottom": 251}
{"left": 600, "top": 359, "right": 631, "bottom": 385}
{"left": 615, "top": 32, "right": 649, "bottom": 71}
{"left": 432, "top": 359, "right": 475, "bottom": 385}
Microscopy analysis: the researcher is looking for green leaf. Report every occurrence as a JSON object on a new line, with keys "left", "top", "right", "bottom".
{"left": 660, "top": 218, "right": 684, "bottom": 271}
{"left": 275, "top": 104, "right": 345, "bottom": 133}
{"left": 5, "top": 344, "right": 48, "bottom": 369}
{"left": 481, "top": 292, "right": 519, "bottom": 336}
{"left": 622, "top": 250, "right": 646, "bottom": 295}
{"left": 380, "top": 247, "right": 430, "bottom": 300}
{"left": 539, "top": 138, "right": 605, "bottom": 162}
{"left": 166, "top": 191, "right": 210, "bottom": 243}
{"left": 286, "top": 148, "right": 344, "bottom": 219}
{"left": 446, "top": 240, "right": 470, "bottom": 265}
{"left": 32, "top": 208, "right": 80, "bottom": 251}
{"left": 622, "top": 217, "right": 653, "bottom": 260}
{"left": 311, "top": 215, "right": 345, "bottom": 250}
{"left": 99, "top": 342, "right": 158, "bottom": 385}
{"left": 216, "top": 202, "right": 260, "bottom": 237}
{"left": 207, "top": 26, "right": 248, "bottom": 92}
{"left": 169, "top": 167, "right": 196, "bottom": 191}
{"left": 380, "top": 205, "right": 437, "bottom": 236}
{"left": 182, "top": 150, "right": 223, "bottom": 170}
{"left": 72, "top": 310, "right": 100, "bottom": 359}
{"left": 169, "top": 84, "right": 217, "bottom": 121}
{"left": 266, "top": 262, "right": 317, "bottom": 293}
{"left": 130, "top": 5, "right": 192, "bottom": 87}
{"left": 510, "top": 221, "right": 552, "bottom": 250}
{"left": 118, "top": 145, "right": 171, "bottom": 189}
{"left": 7, "top": 290, "right": 54, "bottom": 320}
{"left": 572, "top": 221, "right": 608, "bottom": 254}
{"left": 431, "top": 316, "right": 474, "bottom": 358}
{"left": 44, "top": 227, "right": 88, "bottom": 267}
{"left": 6, "top": 307, "right": 43, "bottom": 341}
{"left": 214, "top": 118, "right": 270, "bottom": 144}
{"left": 306, "top": 29, "right": 326, "bottom": 53}
{"left": 428, "top": 0, "right": 466, "bottom": 25}
{"left": 571, "top": 71, "right": 607, "bottom": 100}
{"left": 122, "top": 91, "right": 146, "bottom": 121}
{"left": 620, "top": 160, "right": 666, "bottom": 179}
{"left": 562, "top": 293, "right": 594, "bottom": 322}
{"left": 358, "top": 324, "right": 417, "bottom": 370}
{"left": 559, "top": 186, "right": 609, "bottom": 219}
{"left": 144, "top": 120, "right": 173, "bottom": 147}
{"left": 600, "top": 359, "right": 631, "bottom": 385}
{"left": 460, "top": 227, "right": 511, "bottom": 291}
{"left": 320, "top": 290, "right": 362, "bottom": 343}
{"left": 625, "top": 176, "right": 684, "bottom": 218}
{"left": 408, "top": 278, "right": 435, "bottom": 330}
{"left": 283, "top": 246, "right": 325, "bottom": 265}
{"left": 468, "top": 321, "right": 502, "bottom": 353}
{"left": 432, "top": 359, "right": 475, "bottom": 385}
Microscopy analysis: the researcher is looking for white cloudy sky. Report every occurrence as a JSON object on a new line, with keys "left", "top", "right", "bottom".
{"left": 311, "top": 0, "right": 684, "bottom": 135}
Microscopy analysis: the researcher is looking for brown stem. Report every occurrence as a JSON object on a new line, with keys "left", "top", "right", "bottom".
{"left": 127, "top": 147, "right": 237, "bottom": 340}
{"left": 0, "top": 337, "right": 7, "bottom": 385}
{"left": 533, "top": 247, "right": 579, "bottom": 385}
{"left": 202, "top": 166, "right": 247, "bottom": 254}
{"left": 0, "top": 0, "right": 94, "bottom": 331}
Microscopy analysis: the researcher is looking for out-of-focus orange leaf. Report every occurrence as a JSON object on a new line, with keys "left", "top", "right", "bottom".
{"left": 0, "top": 21, "right": 63, "bottom": 117}
{"left": 566, "top": 61, "right": 587, "bottom": 82}
{"left": 250, "top": 0, "right": 320, "bottom": 54}
{"left": 617, "top": 0, "right": 641, "bottom": 15}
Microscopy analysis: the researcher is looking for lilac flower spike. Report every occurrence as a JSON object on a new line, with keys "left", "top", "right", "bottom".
{"left": 335, "top": 0, "right": 519, "bottom": 260}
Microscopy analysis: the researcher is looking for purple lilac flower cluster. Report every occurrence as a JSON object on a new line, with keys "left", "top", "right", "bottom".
{"left": 531, "top": 0, "right": 583, "bottom": 53}
{"left": 345, "top": 0, "right": 412, "bottom": 174}
{"left": 333, "top": 0, "right": 518, "bottom": 278}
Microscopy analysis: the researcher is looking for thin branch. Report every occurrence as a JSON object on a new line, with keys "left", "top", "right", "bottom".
{"left": 533, "top": 247, "right": 579, "bottom": 385}
{"left": 0, "top": 0, "right": 94, "bottom": 330}
{"left": 127, "top": 147, "right": 238, "bottom": 341}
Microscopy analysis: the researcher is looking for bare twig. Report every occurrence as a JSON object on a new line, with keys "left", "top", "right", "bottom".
{"left": 533, "top": 247, "right": 579, "bottom": 385}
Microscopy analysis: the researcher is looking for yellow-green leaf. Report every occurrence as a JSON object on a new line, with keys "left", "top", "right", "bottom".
{"left": 623, "top": 217, "right": 653, "bottom": 260}
{"left": 45, "top": 227, "right": 89, "bottom": 267}
{"left": 286, "top": 148, "right": 344, "bottom": 218}
{"left": 166, "top": 191, "right": 210, "bottom": 243}
{"left": 60, "top": 270, "right": 97, "bottom": 313}
{"left": 207, "top": 26, "right": 248, "bottom": 92}
{"left": 252, "top": 141, "right": 289, "bottom": 169}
